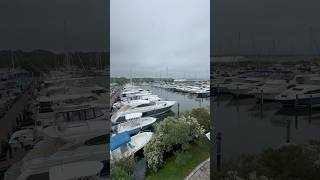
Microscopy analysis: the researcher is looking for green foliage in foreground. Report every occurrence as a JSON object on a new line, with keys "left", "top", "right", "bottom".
{"left": 188, "top": 107, "right": 210, "bottom": 133}
{"left": 146, "top": 137, "right": 209, "bottom": 180}
{"left": 111, "top": 156, "right": 135, "bottom": 180}
{"left": 212, "top": 142, "right": 320, "bottom": 180}
{"left": 144, "top": 114, "right": 205, "bottom": 172}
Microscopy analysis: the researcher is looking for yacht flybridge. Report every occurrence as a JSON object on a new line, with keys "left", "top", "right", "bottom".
{"left": 111, "top": 100, "right": 176, "bottom": 124}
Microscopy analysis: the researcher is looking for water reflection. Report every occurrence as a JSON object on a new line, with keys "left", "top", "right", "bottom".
{"left": 214, "top": 94, "right": 320, "bottom": 159}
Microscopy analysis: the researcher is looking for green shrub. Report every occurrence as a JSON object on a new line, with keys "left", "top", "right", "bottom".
{"left": 111, "top": 156, "right": 135, "bottom": 180}
{"left": 144, "top": 114, "right": 204, "bottom": 172}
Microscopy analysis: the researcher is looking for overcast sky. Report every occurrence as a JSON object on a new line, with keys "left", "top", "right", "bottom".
{"left": 110, "top": 0, "right": 210, "bottom": 79}
{"left": 212, "top": 0, "right": 320, "bottom": 55}
{"left": 0, "top": 0, "right": 108, "bottom": 52}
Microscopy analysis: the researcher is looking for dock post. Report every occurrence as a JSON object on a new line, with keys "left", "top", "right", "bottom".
{"left": 286, "top": 119, "right": 291, "bottom": 143}
{"left": 309, "top": 95, "right": 313, "bottom": 116}
{"left": 216, "top": 132, "right": 222, "bottom": 172}
{"left": 177, "top": 103, "right": 180, "bottom": 117}
{"left": 260, "top": 89, "right": 264, "bottom": 105}
{"left": 236, "top": 85, "right": 239, "bottom": 100}
{"left": 295, "top": 94, "right": 298, "bottom": 109}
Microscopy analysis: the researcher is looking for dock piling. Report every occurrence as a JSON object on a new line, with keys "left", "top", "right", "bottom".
{"left": 286, "top": 119, "right": 291, "bottom": 143}
{"left": 295, "top": 94, "right": 299, "bottom": 109}
{"left": 216, "top": 132, "right": 222, "bottom": 172}
{"left": 260, "top": 89, "right": 264, "bottom": 105}
{"left": 309, "top": 95, "right": 313, "bottom": 116}
{"left": 236, "top": 85, "right": 239, "bottom": 100}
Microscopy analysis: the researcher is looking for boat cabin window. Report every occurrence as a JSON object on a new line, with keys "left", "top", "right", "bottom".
{"left": 85, "top": 108, "right": 95, "bottom": 119}
{"left": 245, "top": 80, "right": 260, "bottom": 84}
{"left": 69, "top": 111, "right": 81, "bottom": 122}
{"left": 136, "top": 102, "right": 155, "bottom": 108}
{"left": 39, "top": 107, "right": 53, "bottom": 113}
{"left": 92, "top": 89, "right": 107, "bottom": 94}
{"left": 56, "top": 112, "right": 69, "bottom": 122}
{"left": 296, "top": 77, "right": 305, "bottom": 84}
{"left": 85, "top": 134, "right": 109, "bottom": 146}
{"left": 56, "top": 108, "right": 101, "bottom": 122}
{"left": 94, "top": 108, "right": 104, "bottom": 117}
{"left": 305, "top": 89, "right": 320, "bottom": 94}
{"left": 26, "top": 172, "right": 49, "bottom": 180}
{"left": 286, "top": 84, "right": 296, "bottom": 89}
{"left": 292, "top": 88, "right": 303, "bottom": 91}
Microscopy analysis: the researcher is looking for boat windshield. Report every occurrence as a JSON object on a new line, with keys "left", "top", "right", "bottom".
{"left": 135, "top": 102, "right": 156, "bottom": 108}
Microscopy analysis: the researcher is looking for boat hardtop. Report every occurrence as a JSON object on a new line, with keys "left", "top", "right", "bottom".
{"left": 110, "top": 131, "right": 131, "bottom": 151}
{"left": 125, "top": 112, "right": 143, "bottom": 120}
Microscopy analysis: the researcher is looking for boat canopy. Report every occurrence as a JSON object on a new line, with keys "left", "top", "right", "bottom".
{"left": 125, "top": 112, "right": 142, "bottom": 120}
{"left": 110, "top": 131, "right": 131, "bottom": 151}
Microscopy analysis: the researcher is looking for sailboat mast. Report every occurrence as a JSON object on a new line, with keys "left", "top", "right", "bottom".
{"left": 11, "top": 51, "right": 15, "bottom": 72}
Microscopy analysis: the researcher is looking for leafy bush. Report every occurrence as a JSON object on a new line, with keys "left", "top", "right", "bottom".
{"left": 144, "top": 114, "right": 205, "bottom": 172}
{"left": 111, "top": 155, "right": 135, "bottom": 180}
{"left": 189, "top": 107, "right": 210, "bottom": 133}
{"left": 212, "top": 143, "right": 320, "bottom": 180}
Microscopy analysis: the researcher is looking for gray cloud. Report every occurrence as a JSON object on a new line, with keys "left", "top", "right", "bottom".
{"left": 111, "top": 0, "right": 210, "bottom": 79}
{"left": 0, "top": 0, "right": 108, "bottom": 52}
{"left": 212, "top": 0, "right": 320, "bottom": 55}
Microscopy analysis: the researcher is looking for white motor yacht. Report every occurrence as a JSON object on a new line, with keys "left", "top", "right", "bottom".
{"left": 227, "top": 78, "right": 265, "bottom": 96}
{"left": 110, "top": 131, "right": 153, "bottom": 161}
{"left": 5, "top": 133, "right": 109, "bottom": 180}
{"left": 249, "top": 79, "right": 295, "bottom": 101}
{"left": 275, "top": 84, "right": 320, "bottom": 107}
{"left": 111, "top": 100, "right": 176, "bottom": 124}
{"left": 111, "top": 112, "right": 156, "bottom": 135}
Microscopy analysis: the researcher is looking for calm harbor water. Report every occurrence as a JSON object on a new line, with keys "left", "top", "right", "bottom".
{"left": 213, "top": 94, "right": 320, "bottom": 159}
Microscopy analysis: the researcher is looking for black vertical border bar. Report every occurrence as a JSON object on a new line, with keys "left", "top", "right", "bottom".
{"left": 106, "top": 0, "right": 111, "bottom": 176}
{"left": 210, "top": 0, "right": 214, "bottom": 178}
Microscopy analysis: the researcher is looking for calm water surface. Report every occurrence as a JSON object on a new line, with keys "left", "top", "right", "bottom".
{"left": 213, "top": 94, "right": 320, "bottom": 159}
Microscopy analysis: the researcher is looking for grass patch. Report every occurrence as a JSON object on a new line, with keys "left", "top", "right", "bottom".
{"left": 145, "top": 137, "right": 209, "bottom": 180}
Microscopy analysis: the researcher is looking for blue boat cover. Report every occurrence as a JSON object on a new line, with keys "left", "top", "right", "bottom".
{"left": 110, "top": 131, "right": 131, "bottom": 151}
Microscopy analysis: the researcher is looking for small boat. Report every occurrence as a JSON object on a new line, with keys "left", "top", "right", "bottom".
{"left": 111, "top": 113, "right": 156, "bottom": 135}
{"left": 110, "top": 131, "right": 153, "bottom": 161}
